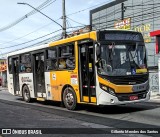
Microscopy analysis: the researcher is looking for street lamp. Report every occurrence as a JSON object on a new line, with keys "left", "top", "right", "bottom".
{"left": 17, "top": 2, "right": 66, "bottom": 38}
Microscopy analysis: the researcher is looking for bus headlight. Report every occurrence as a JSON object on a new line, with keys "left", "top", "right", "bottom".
{"left": 99, "top": 83, "right": 116, "bottom": 96}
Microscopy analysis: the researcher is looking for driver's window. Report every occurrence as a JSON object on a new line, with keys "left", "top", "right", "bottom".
{"left": 97, "top": 46, "right": 112, "bottom": 75}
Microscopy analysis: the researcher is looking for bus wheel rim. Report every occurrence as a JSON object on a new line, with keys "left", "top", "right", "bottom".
{"left": 65, "top": 92, "right": 74, "bottom": 106}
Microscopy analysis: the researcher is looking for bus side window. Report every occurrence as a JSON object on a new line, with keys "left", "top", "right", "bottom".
{"left": 46, "top": 48, "right": 57, "bottom": 71}
{"left": 58, "top": 43, "right": 75, "bottom": 70}
{"left": 20, "top": 54, "right": 32, "bottom": 73}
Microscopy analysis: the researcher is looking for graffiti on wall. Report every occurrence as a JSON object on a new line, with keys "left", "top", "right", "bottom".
{"left": 149, "top": 72, "right": 159, "bottom": 92}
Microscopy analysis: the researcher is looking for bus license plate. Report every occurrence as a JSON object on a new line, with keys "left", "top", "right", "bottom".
{"left": 129, "top": 95, "right": 138, "bottom": 101}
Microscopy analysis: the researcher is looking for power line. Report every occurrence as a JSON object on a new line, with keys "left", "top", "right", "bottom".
{"left": 0, "top": 34, "right": 61, "bottom": 56}
{"left": 66, "top": 19, "right": 71, "bottom": 28}
{"left": 17, "top": 2, "right": 63, "bottom": 29}
{"left": 0, "top": 25, "right": 85, "bottom": 56}
{"left": 0, "top": 0, "right": 57, "bottom": 32}
{"left": 67, "top": 0, "right": 113, "bottom": 16}
{"left": 0, "top": 22, "right": 53, "bottom": 46}
{"left": 1, "top": 2, "right": 153, "bottom": 49}
{"left": 0, "top": 1, "right": 114, "bottom": 48}
{"left": 0, "top": 0, "right": 112, "bottom": 32}
{"left": 92, "top": 3, "right": 160, "bottom": 29}
{"left": 91, "top": 0, "right": 160, "bottom": 28}
{"left": 66, "top": 17, "right": 87, "bottom": 26}
{"left": 0, "top": 25, "right": 85, "bottom": 51}
{"left": 0, "top": 29, "right": 62, "bottom": 49}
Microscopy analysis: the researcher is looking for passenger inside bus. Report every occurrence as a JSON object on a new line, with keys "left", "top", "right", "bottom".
{"left": 20, "top": 64, "right": 25, "bottom": 72}
{"left": 59, "top": 58, "right": 66, "bottom": 69}
{"left": 66, "top": 58, "right": 75, "bottom": 68}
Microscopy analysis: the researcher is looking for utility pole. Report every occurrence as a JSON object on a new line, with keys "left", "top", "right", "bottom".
{"left": 62, "top": 0, "right": 66, "bottom": 38}
{"left": 121, "top": 3, "right": 124, "bottom": 20}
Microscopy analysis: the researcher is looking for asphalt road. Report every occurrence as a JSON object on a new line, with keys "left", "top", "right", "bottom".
{"left": 0, "top": 88, "right": 160, "bottom": 137}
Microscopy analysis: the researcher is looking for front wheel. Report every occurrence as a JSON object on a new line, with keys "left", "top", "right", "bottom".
{"left": 63, "top": 87, "right": 77, "bottom": 110}
{"left": 22, "top": 85, "right": 31, "bottom": 102}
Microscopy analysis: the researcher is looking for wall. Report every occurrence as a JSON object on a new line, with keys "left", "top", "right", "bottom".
{"left": 149, "top": 70, "right": 159, "bottom": 96}
{"left": 90, "top": 0, "right": 160, "bottom": 67}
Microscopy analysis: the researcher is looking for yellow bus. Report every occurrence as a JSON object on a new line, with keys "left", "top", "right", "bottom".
{"left": 7, "top": 29, "right": 150, "bottom": 110}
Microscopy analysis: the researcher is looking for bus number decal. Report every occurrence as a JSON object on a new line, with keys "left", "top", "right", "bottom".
{"left": 71, "top": 75, "right": 78, "bottom": 85}
{"left": 21, "top": 77, "right": 32, "bottom": 83}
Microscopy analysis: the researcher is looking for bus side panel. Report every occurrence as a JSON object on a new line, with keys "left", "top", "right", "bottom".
{"left": 50, "top": 71, "right": 60, "bottom": 101}
{"left": 8, "top": 74, "right": 14, "bottom": 95}
{"left": 50, "top": 71, "right": 80, "bottom": 103}
{"left": 45, "top": 72, "right": 52, "bottom": 100}
{"left": 19, "top": 73, "right": 35, "bottom": 98}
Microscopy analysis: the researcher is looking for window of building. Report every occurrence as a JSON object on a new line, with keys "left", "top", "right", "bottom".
{"left": 46, "top": 48, "right": 57, "bottom": 71}
{"left": 20, "top": 54, "right": 32, "bottom": 73}
{"left": 58, "top": 43, "right": 75, "bottom": 70}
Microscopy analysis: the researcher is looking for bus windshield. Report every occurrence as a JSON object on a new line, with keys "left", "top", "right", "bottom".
{"left": 98, "top": 42, "right": 147, "bottom": 76}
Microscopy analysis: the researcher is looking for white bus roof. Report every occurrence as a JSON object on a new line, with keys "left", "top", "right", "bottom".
{"left": 7, "top": 43, "right": 49, "bottom": 57}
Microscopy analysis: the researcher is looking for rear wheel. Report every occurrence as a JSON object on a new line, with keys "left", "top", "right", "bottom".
{"left": 63, "top": 87, "right": 77, "bottom": 110}
{"left": 22, "top": 85, "right": 31, "bottom": 102}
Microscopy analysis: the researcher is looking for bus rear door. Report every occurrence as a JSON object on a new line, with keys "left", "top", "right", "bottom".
{"left": 33, "top": 52, "right": 46, "bottom": 98}
{"left": 12, "top": 57, "right": 20, "bottom": 95}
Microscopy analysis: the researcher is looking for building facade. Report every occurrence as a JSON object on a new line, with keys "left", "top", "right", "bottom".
{"left": 90, "top": 0, "right": 160, "bottom": 67}
{"left": 0, "top": 59, "right": 7, "bottom": 87}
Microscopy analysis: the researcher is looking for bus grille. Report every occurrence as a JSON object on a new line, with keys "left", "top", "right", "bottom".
{"left": 106, "top": 74, "right": 148, "bottom": 85}
{"left": 116, "top": 91, "right": 148, "bottom": 101}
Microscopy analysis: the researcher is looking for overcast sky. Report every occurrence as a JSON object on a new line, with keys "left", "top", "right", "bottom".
{"left": 0, "top": 0, "right": 112, "bottom": 56}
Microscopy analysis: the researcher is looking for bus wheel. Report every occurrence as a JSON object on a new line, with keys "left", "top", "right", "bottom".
{"left": 22, "top": 85, "right": 31, "bottom": 102}
{"left": 63, "top": 87, "right": 77, "bottom": 110}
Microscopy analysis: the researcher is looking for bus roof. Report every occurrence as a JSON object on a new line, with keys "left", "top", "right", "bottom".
{"left": 49, "top": 31, "right": 97, "bottom": 47}
{"left": 7, "top": 29, "right": 141, "bottom": 57}
{"left": 7, "top": 31, "right": 97, "bottom": 57}
{"left": 7, "top": 44, "right": 48, "bottom": 57}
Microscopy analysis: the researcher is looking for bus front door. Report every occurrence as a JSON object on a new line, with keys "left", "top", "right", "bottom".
{"left": 33, "top": 53, "right": 46, "bottom": 98}
{"left": 13, "top": 57, "right": 20, "bottom": 95}
{"left": 79, "top": 42, "right": 96, "bottom": 103}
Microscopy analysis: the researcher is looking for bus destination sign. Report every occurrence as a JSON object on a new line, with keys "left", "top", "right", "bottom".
{"left": 99, "top": 32, "right": 143, "bottom": 42}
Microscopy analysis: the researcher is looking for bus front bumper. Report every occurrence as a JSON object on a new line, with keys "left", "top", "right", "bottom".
{"left": 98, "top": 90, "right": 151, "bottom": 105}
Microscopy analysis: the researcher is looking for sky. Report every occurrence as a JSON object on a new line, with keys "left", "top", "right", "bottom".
{"left": 0, "top": 0, "right": 112, "bottom": 57}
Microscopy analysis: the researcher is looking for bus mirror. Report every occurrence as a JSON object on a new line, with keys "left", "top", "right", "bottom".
{"left": 106, "top": 65, "right": 112, "bottom": 72}
{"left": 96, "top": 43, "right": 100, "bottom": 58}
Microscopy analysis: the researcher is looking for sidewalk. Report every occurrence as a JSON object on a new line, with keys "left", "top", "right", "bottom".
{"left": 150, "top": 94, "right": 160, "bottom": 103}
{"left": 0, "top": 86, "right": 8, "bottom": 91}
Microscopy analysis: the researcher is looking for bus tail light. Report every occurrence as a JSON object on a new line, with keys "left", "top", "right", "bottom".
{"left": 99, "top": 83, "right": 116, "bottom": 96}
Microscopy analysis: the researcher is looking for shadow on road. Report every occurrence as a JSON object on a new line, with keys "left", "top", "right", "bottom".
{"left": 15, "top": 97, "right": 160, "bottom": 115}
{"left": 79, "top": 103, "right": 160, "bottom": 114}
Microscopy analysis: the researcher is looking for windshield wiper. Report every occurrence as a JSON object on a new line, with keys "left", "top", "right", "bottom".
{"left": 129, "top": 50, "right": 141, "bottom": 69}
{"left": 130, "top": 60, "right": 141, "bottom": 69}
